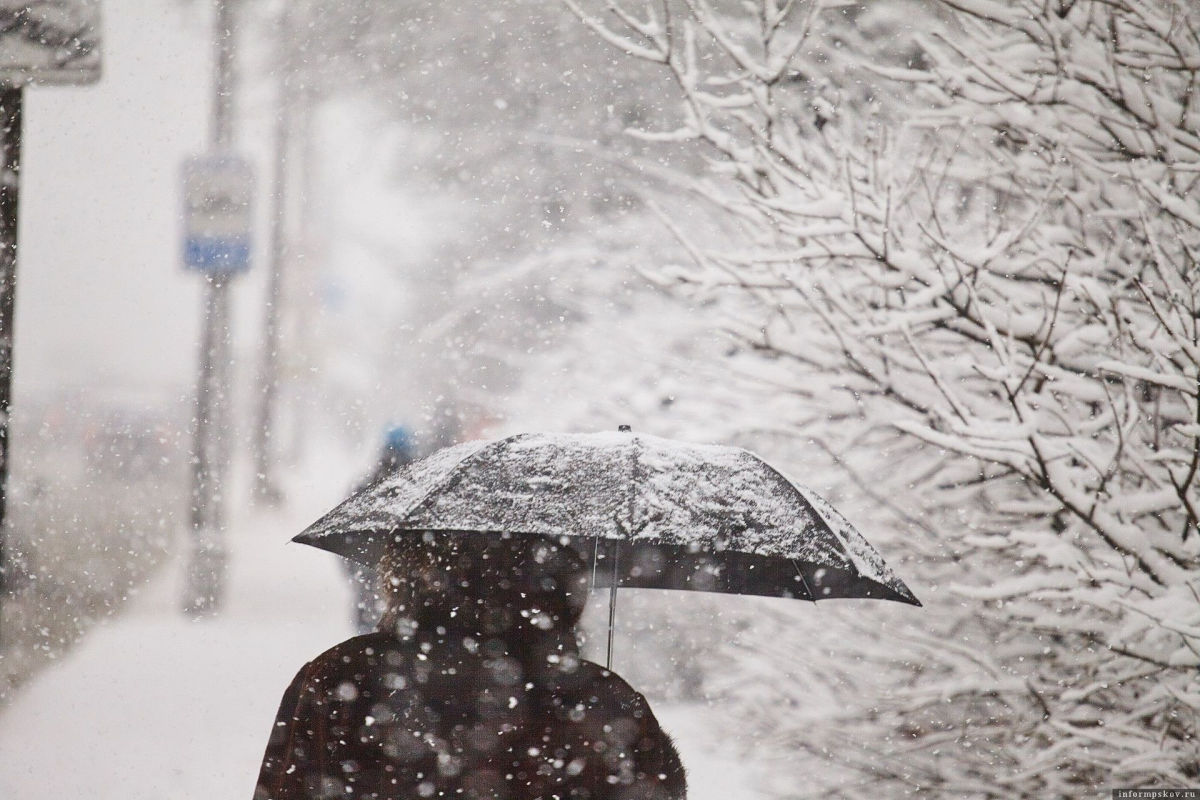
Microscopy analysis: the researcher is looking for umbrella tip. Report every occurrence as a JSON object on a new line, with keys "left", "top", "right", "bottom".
{"left": 618, "top": 424, "right": 632, "bottom": 432}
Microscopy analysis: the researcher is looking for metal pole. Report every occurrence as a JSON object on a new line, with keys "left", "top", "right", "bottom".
{"left": 0, "top": 86, "right": 20, "bottom": 640}
{"left": 607, "top": 424, "right": 634, "bottom": 669}
{"left": 606, "top": 540, "right": 619, "bottom": 670}
{"left": 185, "top": 0, "right": 238, "bottom": 616}
{"left": 252, "top": 4, "right": 293, "bottom": 505}
{"left": 212, "top": 0, "right": 235, "bottom": 151}
{"left": 185, "top": 274, "right": 228, "bottom": 615}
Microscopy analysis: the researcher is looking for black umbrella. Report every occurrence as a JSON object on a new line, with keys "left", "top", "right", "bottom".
{"left": 295, "top": 429, "right": 920, "bottom": 666}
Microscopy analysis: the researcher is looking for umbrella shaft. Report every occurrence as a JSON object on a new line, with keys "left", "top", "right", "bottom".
{"left": 606, "top": 541, "right": 619, "bottom": 670}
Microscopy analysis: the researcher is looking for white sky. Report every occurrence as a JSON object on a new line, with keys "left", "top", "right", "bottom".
{"left": 16, "top": 0, "right": 249, "bottom": 402}
{"left": 13, "top": 1, "right": 448, "bottom": 429}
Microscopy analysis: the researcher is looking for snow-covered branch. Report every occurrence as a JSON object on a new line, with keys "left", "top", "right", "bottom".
{"left": 569, "top": 0, "right": 1200, "bottom": 793}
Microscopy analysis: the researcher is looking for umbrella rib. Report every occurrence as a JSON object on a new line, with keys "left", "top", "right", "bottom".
{"left": 589, "top": 537, "right": 599, "bottom": 595}
{"left": 746, "top": 452, "right": 852, "bottom": 562}
{"left": 792, "top": 560, "right": 819, "bottom": 605}
{"left": 626, "top": 434, "right": 640, "bottom": 541}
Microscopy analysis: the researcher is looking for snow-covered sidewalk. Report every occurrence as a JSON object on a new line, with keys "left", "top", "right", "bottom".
{"left": 0, "top": 492, "right": 765, "bottom": 799}
{"left": 0, "top": 502, "right": 353, "bottom": 799}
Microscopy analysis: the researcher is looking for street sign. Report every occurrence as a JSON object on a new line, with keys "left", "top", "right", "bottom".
{"left": 183, "top": 155, "right": 253, "bottom": 274}
{"left": 0, "top": 1, "right": 101, "bottom": 86}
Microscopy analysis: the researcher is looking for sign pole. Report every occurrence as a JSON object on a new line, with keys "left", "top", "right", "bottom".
{"left": 184, "top": 0, "right": 241, "bottom": 616}
{"left": 0, "top": 85, "right": 20, "bottom": 632}
{"left": 185, "top": 274, "right": 228, "bottom": 615}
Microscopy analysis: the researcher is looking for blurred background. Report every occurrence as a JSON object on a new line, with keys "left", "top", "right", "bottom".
{"left": 2, "top": 0, "right": 1199, "bottom": 797}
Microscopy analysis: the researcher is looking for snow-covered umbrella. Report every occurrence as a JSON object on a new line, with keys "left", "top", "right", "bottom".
{"left": 295, "top": 429, "right": 920, "bottom": 666}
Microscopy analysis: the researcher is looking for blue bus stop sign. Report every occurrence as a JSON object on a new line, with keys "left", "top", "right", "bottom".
{"left": 183, "top": 155, "right": 253, "bottom": 274}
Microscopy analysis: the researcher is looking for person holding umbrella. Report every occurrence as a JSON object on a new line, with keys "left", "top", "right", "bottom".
{"left": 254, "top": 529, "right": 687, "bottom": 799}
{"left": 257, "top": 429, "right": 919, "bottom": 799}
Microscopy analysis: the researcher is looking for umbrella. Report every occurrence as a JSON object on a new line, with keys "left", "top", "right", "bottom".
{"left": 295, "top": 429, "right": 920, "bottom": 665}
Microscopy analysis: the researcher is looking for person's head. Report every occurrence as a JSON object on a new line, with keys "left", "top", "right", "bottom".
{"left": 377, "top": 531, "right": 589, "bottom": 645}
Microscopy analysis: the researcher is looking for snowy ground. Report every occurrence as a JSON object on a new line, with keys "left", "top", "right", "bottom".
{"left": 0, "top": 484, "right": 765, "bottom": 799}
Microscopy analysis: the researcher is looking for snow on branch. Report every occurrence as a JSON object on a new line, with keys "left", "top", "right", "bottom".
{"left": 569, "top": 0, "right": 1200, "bottom": 791}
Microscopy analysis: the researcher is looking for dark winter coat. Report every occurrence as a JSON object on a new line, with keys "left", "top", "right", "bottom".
{"left": 255, "top": 532, "right": 687, "bottom": 800}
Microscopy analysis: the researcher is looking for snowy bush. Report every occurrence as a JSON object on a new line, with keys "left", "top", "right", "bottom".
{"left": 564, "top": 0, "right": 1200, "bottom": 794}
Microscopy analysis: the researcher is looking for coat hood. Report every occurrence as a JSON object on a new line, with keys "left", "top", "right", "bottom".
{"left": 377, "top": 531, "right": 589, "bottom": 671}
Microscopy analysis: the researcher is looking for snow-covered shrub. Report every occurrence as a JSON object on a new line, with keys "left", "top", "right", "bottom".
{"left": 565, "top": 0, "right": 1200, "bottom": 794}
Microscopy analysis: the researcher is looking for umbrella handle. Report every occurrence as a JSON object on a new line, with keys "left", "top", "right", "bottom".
{"left": 606, "top": 540, "right": 619, "bottom": 670}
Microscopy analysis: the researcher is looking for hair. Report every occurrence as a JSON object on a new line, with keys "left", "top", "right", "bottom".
{"left": 376, "top": 530, "right": 590, "bottom": 645}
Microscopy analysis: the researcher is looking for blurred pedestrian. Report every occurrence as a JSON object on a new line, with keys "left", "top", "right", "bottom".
{"left": 345, "top": 425, "right": 417, "bottom": 633}
{"left": 255, "top": 531, "right": 687, "bottom": 799}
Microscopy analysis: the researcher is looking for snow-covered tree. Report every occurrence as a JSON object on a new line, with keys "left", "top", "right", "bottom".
{"left": 565, "top": 0, "right": 1200, "bottom": 794}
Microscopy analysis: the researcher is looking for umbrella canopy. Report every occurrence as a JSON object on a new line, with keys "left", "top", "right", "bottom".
{"left": 295, "top": 431, "right": 919, "bottom": 606}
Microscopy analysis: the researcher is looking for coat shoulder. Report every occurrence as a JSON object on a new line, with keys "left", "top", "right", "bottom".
{"left": 567, "top": 659, "right": 654, "bottom": 711}
{"left": 288, "top": 632, "right": 400, "bottom": 690}
{"left": 308, "top": 631, "right": 393, "bottom": 661}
